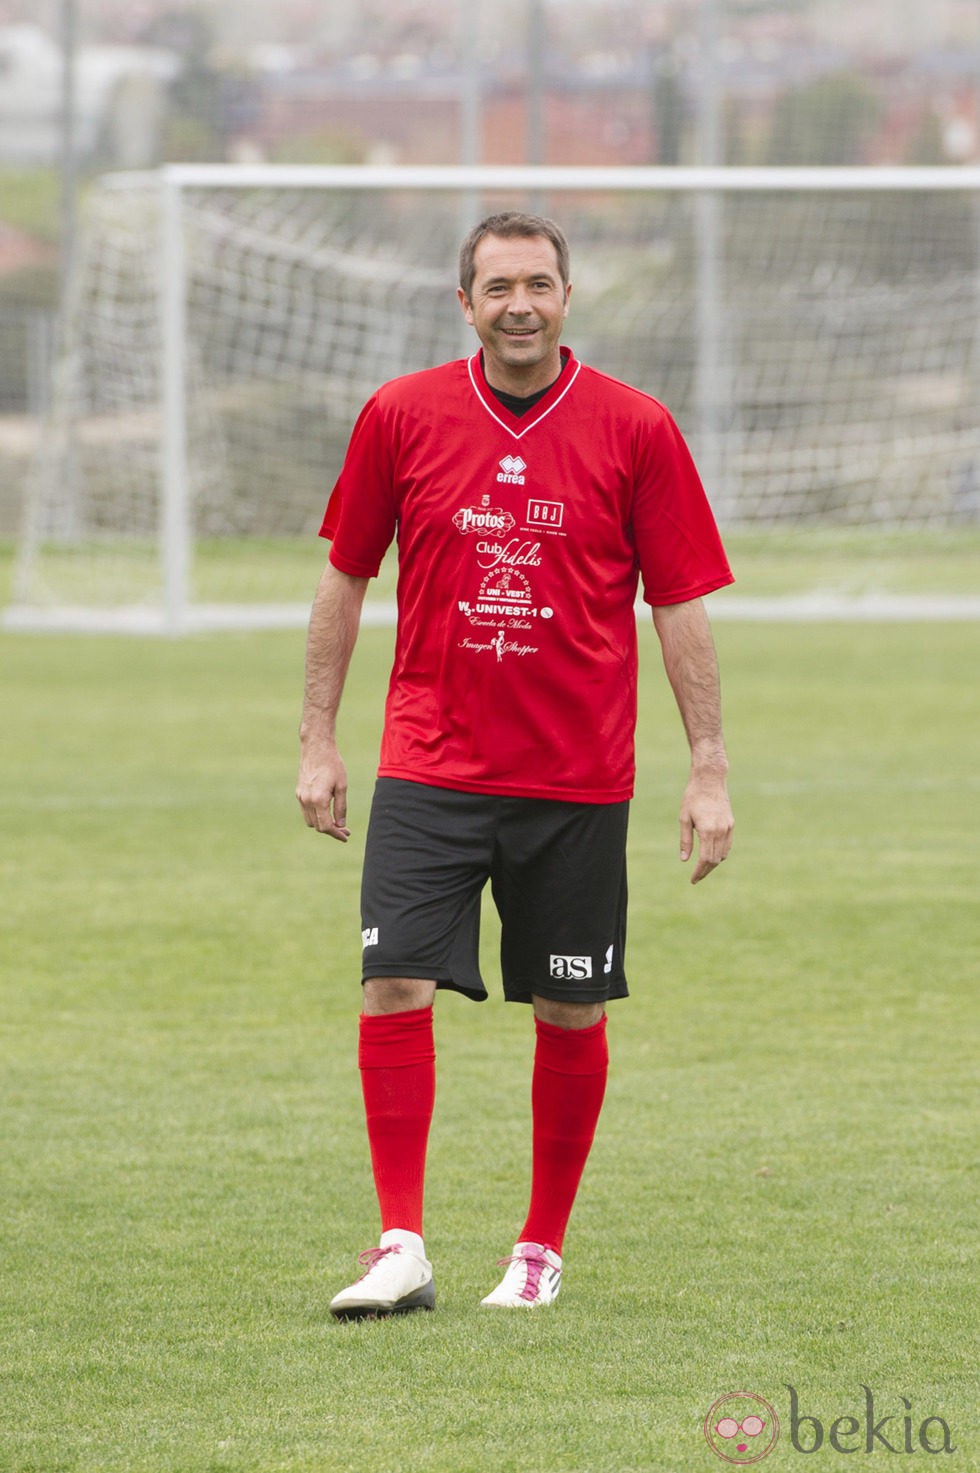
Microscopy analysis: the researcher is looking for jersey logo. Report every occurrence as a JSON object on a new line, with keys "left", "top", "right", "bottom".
{"left": 453, "top": 502, "right": 516, "bottom": 535}
{"left": 497, "top": 455, "right": 527, "bottom": 485}
{"left": 477, "top": 568, "right": 534, "bottom": 611}
{"left": 526, "top": 498, "right": 563, "bottom": 530}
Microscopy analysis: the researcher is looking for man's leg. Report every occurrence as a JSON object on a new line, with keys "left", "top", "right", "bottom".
{"left": 359, "top": 977, "right": 437, "bottom": 1238}
{"left": 331, "top": 781, "right": 492, "bottom": 1319}
{"left": 521, "top": 995, "right": 608, "bottom": 1253}
{"left": 483, "top": 795, "right": 625, "bottom": 1308}
{"left": 481, "top": 995, "right": 608, "bottom": 1309}
{"left": 330, "top": 978, "right": 437, "bottom": 1319}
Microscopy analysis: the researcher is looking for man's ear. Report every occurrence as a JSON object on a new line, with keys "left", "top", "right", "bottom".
{"left": 457, "top": 286, "right": 474, "bottom": 323}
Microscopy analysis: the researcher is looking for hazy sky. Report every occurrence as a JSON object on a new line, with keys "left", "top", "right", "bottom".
{"left": 9, "top": 0, "right": 979, "bottom": 55}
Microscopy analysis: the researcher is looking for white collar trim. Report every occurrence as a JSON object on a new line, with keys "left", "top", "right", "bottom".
{"left": 466, "top": 353, "right": 582, "bottom": 440}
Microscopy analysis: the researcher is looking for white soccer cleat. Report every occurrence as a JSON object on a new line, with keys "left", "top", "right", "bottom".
{"left": 329, "top": 1243, "right": 435, "bottom": 1320}
{"left": 480, "top": 1241, "right": 563, "bottom": 1308}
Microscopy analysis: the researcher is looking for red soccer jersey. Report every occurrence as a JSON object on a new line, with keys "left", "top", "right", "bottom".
{"left": 321, "top": 346, "right": 733, "bottom": 803}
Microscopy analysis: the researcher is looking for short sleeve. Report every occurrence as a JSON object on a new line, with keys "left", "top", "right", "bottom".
{"left": 319, "top": 394, "right": 397, "bottom": 578}
{"left": 630, "top": 407, "right": 734, "bottom": 606}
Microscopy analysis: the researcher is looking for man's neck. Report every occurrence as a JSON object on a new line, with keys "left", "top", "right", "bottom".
{"left": 481, "top": 349, "right": 565, "bottom": 399}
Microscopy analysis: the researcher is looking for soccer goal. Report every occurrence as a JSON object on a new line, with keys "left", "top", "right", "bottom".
{"left": 6, "top": 163, "right": 980, "bottom": 633}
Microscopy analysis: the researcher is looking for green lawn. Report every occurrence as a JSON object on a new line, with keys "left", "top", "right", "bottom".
{"left": 193, "top": 527, "right": 980, "bottom": 602}
{"left": 3, "top": 526, "right": 979, "bottom": 619}
{"left": 1, "top": 614, "right": 977, "bottom": 1472}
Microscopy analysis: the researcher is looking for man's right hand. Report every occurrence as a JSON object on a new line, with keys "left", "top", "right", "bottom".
{"left": 296, "top": 739, "right": 351, "bottom": 841}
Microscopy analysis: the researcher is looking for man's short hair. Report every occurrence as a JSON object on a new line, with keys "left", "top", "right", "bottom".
{"left": 458, "top": 211, "right": 571, "bottom": 299}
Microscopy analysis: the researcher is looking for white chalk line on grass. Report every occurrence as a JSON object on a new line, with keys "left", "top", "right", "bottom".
{"left": 707, "top": 592, "right": 980, "bottom": 622}
{"left": 365, "top": 593, "right": 980, "bottom": 626}
{"left": 3, "top": 591, "right": 980, "bottom": 634}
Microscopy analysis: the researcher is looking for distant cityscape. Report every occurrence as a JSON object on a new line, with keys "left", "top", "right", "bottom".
{"left": 0, "top": 0, "right": 978, "bottom": 172}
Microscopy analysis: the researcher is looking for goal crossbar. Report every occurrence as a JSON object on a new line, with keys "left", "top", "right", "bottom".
{"left": 110, "top": 163, "right": 980, "bottom": 193}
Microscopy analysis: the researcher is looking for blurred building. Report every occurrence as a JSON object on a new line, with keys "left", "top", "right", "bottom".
{"left": 235, "top": 33, "right": 980, "bottom": 170}
{"left": 2, "top": 3, "right": 977, "bottom": 170}
{"left": 0, "top": 23, "right": 178, "bottom": 168}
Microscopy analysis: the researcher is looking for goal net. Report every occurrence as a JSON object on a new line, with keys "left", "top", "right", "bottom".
{"left": 7, "top": 164, "right": 980, "bottom": 632}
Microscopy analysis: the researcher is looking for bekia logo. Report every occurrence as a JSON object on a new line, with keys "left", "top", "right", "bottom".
{"left": 704, "top": 1387, "right": 956, "bottom": 1463}
{"left": 497, "top": 454, "right": 527, "bottom": 484}
{"left": 784, "top": 1386, "right": 956, "bottom": 1456}
{"left": 704, "top": 1393, "right": 779, "bottom": 1465}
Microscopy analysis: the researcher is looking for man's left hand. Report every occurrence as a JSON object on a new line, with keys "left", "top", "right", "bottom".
{"left": 679, "top": 772, "right": 733, "bottom": 884}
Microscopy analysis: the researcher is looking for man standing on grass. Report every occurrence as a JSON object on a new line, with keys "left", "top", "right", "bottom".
{"left": 297, "top": 211, "right": 734, "bottom": 1318}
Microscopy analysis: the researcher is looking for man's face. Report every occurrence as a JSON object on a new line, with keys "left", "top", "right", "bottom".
{"left": 458, "top": 233, "right": 571, "bottom": 391}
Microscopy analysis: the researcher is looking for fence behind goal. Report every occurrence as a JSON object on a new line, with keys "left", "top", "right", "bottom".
{"left": 6, "top": 164, "right": 980, "bottom": 632}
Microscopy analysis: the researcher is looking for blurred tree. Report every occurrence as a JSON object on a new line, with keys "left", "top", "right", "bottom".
{"left": 0, "top": 171, "right": 60, "bottom": 413}
{"left": 138, "top": 7, "right": 233, "bottom": 161}
{"left": 0, "top": 169, "right": 62, "bottom": 319}
{"left": 724, "top": 99, "right": 750, "bottom": 166}
{"left": 270, "top": 128, "right": 369, "bottom": 165}
{"left": 0, "top": 169, "right": 61, "bottom": 242}
{"left": 905, "top": 107, "right": 946, "bottom": 165}
{"left": 649, "top": 46, "right": 683, "bottom": 165}
{"left": 765, "top": 71, "right": 883, "bottom": 165}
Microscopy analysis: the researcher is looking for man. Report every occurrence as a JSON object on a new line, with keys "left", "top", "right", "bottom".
{"left": 296, "top": 211, "right": 734, "bottom": 1318}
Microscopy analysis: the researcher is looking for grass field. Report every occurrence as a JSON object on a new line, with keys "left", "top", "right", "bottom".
{"left": 1, "top": 600, "right": 978, "bottom": 1470}
{"left": 3, "top": 528, "right": 980, "bottom": 617}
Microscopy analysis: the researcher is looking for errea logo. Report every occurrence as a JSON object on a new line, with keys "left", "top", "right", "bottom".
{"left": 497, "top": 455, "right": 527, "bottom": 485}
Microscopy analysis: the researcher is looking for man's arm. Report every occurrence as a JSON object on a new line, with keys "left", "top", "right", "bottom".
{"left": 651, "top": 597, "right": 733, "bottom": 884}
{"left": 296, "top": 561, "right": 370, "bottom": 842}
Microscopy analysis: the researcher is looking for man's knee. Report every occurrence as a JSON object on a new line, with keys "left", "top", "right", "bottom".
{"left": 531, "top": 995, "right": 606, "bottom": 1030}
{"left": 363, "top": 977, "right": 437, "bottom": 1015}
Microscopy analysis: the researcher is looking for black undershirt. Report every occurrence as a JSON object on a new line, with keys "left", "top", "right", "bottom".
{"left": 483, "top": 350, "right": 567, "bottom": 417}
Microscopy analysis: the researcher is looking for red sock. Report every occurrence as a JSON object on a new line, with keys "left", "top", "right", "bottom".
{"left": 519, "top": 1014, "right": 609, "bottom": 1256}
{"left": 358, "top": 1006, "right": 435, "bottom": 1238}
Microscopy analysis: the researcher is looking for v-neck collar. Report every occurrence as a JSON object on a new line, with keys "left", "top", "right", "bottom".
{"left": 467, "top": 346, "right": 582, "bottom": 441}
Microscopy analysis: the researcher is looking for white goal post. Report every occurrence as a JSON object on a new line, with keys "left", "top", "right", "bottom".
{"left": 6, "top": 163, "right": 980, "bottom": 633}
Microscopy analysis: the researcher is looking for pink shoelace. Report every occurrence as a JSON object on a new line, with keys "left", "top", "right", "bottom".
{"left": 355, "top": 1244, "right": 401, "bottom": 1281}
{"left": 496, "top": 1249, "right": 549, "bottom": 1301}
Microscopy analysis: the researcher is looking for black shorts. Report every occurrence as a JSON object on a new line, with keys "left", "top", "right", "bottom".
{"left": 360, "top": 778, "right": 629, "bottom": 1005}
